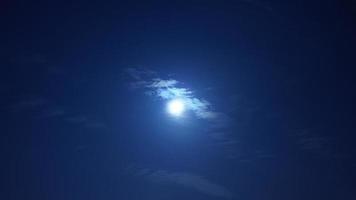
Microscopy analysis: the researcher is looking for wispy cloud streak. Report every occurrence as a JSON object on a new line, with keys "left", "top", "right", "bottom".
{"left": 126, "top": 68, "right": 247, "bottom": 159}
{"left": 126, "top": 68, "right": 219, "bottom": 120}
{"left": 5, "top": 97, "right": 106, "bottom": 130}
{"left": 128, "top": 166, "right": 233, "bottom": 199}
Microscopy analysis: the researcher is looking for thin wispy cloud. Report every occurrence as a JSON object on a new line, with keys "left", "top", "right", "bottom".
{"left": 128, "top": 166, "right": 233, "bottom": 199}
{"left": 36, "top": 108, "right": 66, "bottom": 118}
{"left": 7, "top": 97, "right": 47, "bottom": 112}
{"left": 289, "top": 128, "right": 350, "bottom": 159}
{"left": 126, "top": 68, "right": 219, "bottom": 120}
{"left": 126, "top": 67, "right": 244, "bottom": 159}
{"left": 5, "top": 97, "right": 106, "bottom": 130}
{"left": 126, "top": 68, "right": 276, "bottom": 162}
{"left": 65, "top": 115, "right": 107, "bottom": 129}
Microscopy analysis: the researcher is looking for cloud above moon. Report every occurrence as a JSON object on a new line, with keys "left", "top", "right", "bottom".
{"left": 126, "top": 68, "right": 219, "bottom": 119}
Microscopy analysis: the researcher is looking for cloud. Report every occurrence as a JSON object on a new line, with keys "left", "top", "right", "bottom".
{"left": 63, "top": 115, "right": 107, "bottom": 129}
{"left": 126, "top": 69, "right": 219, "bottom": 120}
{"left": 37, "top": 108, "right": 66, "bottom": 118}
{"left": 8, "top": 97, "right": 47, "bottom": 112}
{"left": 5, "top": 96, "right": 106, "bottom": 130}
{"left": 11, "top": 54, "right": 47, "bottom": 65}
{"left": 126, "top": 67, "right": 156, "bottom": 81}
{"left": 148, "top": 79, "right": 216, "bottom": 120}
{"left": 289, "top": 128, "right": 350, "bottom": 159}
{"left": 130, "top": 167, "right": 233, "bottom": 199}
{"left": 125, "top": 68, "right": 273, "bottom": 161}
{"left": 242, "top": 0, "right": 273, "bottom": 11}
{"left": 125, "top": 68, "right": 248, "bottom": 159}
{"left": 148, "top": 78, "right": 179, "bottom": 88}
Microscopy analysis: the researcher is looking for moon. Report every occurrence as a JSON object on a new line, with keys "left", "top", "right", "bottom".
{"left": 167, "top": 99, "right": 185, "bottom": 117}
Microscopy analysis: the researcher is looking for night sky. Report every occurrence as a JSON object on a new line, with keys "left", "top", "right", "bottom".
{"left": 1, "top": 1, "right": 356, "bottom": 200}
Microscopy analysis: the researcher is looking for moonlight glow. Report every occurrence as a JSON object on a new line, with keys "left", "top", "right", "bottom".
{"left": 167, "top": 99, "right": 185, "bottom": 116}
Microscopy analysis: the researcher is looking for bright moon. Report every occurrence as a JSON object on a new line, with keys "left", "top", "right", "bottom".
{"left": 167, "top": 99, "right": 185, "bottom": 116}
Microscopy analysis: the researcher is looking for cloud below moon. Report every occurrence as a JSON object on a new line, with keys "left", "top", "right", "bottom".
{"left": 126, "top": 165, "right": 234, "bottom": 199}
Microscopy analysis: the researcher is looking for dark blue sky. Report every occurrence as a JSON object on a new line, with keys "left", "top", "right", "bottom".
{"left": 1, "top": 0, "right": 356, "bottom": 199}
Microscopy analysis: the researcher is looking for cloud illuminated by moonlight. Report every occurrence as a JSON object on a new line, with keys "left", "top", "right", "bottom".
{"left": 127, "top": 68, "right": 219, "bottom": 119}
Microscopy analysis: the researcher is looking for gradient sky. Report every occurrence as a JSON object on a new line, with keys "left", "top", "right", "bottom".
{"left": 1, "top": 1, "right": 356, "bottom": 200}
